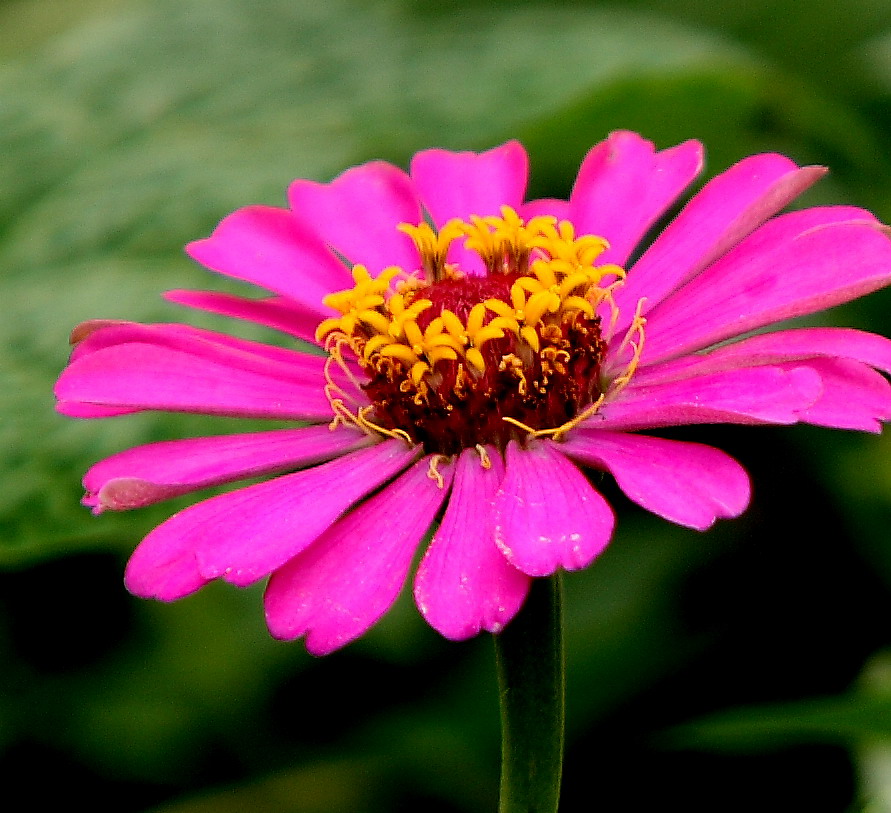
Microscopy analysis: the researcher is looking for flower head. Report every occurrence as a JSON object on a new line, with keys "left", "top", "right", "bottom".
{"left": 55, "top": 132, "right": 891, "bottom": 654}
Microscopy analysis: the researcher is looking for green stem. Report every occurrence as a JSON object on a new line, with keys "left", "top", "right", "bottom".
{"left": 494, "top": 573, "right": 565, "bottom": 813}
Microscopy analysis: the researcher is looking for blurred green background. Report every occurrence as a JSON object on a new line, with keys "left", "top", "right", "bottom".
{"left": 4, "top": 0, "right": 891, "bottom": 810}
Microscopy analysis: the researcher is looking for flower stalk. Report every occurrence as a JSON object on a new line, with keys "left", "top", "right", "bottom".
{"left": 494, "top": 573, "right": 565, "bottom": 813}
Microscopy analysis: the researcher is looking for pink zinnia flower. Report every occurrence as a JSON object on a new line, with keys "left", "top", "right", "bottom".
{"left": 55, "top": 132, "right": 891, "bottom": 655}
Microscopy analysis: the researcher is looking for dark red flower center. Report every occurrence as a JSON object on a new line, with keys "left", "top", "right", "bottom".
{"left": 316, "top": 207, "right": 629, "bottom": 456}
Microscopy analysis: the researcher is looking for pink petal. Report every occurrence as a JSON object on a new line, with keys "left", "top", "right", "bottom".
{"left": 67, "top": 321, "right": 366, "bottom": 411}
{"left": 561, "top": 431, "right": 750, "bottom": 530}
{"left": 83, "top": 425, "right": 373, "bottom": 513}
{"left": 124, "top": 439, "right": 421, "bottom": 600}
{"left": 634, "top": 209, "right": 891, "bottom": 367}
{"left": 55, "top": 342, "right": 336, "bottom": 420}
{"left": 264, "top": 455, "right": 453, "bottom": 655}
{"left": 595, "top": 365, "right": 824, "bottom": 431}
{"left": 56, "top": 402, "right": 139, "bottom": 418}
{"left": 520, "top": 198, "right": 570, "bottom": 222}
{"left": 186, "top": 205, "right": 353, "bottom": 312}
{"left": 287, "top": 161, "right": 422, "bottom": 274}
{"left": 568, "top": 131, "right": 704, "bottom": 267}
{"left": 410, "top": 141, "right": 528, "bottom": 275}
{"left": 69, "top": 321, "right": 323, "bottom": 379}
{"left": 631, "top": 326, "right": 891, "bottom": 386}
{"left": 164, "top": 289, "right": 322, "bottom": 346}
{"left": 611, "top": 155, "right": 826, "bottom": 335}
{"left": 778, "top": 358, "right": 891, "bottom": 432}
{"left": 493, "top": 440, "right": 614, "bottom": 577}
{"left": 414, "top": 446, "right": 531, "bottom": 640}
{"left": 411, "top": 141, "right": 528, "bottom": 224}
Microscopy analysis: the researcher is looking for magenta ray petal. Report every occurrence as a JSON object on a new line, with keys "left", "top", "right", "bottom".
{"left": 164, "top": 290, "right": 322, "bottom": 346}
{"left": 611, "top": 156, "right": 826, "bottom": 334}
{"left": 568, "top": 131, "right": 703, "bottom": 267}
{"left": 66, "top": 322, "right": 366, "bottom": 407}
{"left": 124, "top": 439, "right": 421, "bottom": 600}
{"left": 635, "top": 209, "right": 891, "bottom": 367}
{"left": 595, "top": 365, "right": 824, "bottom": 432}
{"left": 411, "top": 141, "right": 528, "bottom": 225}
{"left": 411, "top": 142, "right": 528, "bottom": 275}
{"left": 631, "top": 327, "right": 891, "bottom": 387}
{"left": 186, "top": 205, "right": 353, "bottom": 310}
{"left": 716, "top": 327, "right": 891, "bottom": 375}
{"left": 493, "top": 440, "right": 614, "bottom": 577}
{"left": 83, "top": 425, "right": 374, "bottom": 514}
{"left": 55, "top": 342, "right": 336, "bottom": 420}
{"left": 520, "top": 198, "right": 570, "bottom": 222}
{"left": 69, "top": 321, "right": 324, "bottom": 379}
{"left": 288, "top": 161, "right": 422, "bottom": 274}
{"left": 264, "top": 455, "right": 453, "bottom": 655}
{"left": 56, "top": 402, "right": 140, "bottom": 418}
{"left": 779, "top": 358, "right": 891, "bottom": 432}
{"left": 414, "top": 447, "right": 531, "bottom": 640}
{"left": 562, "top": 431, "right": 750, "bottom": 530}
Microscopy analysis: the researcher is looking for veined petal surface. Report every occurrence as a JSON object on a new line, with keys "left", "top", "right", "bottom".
{"left": 124, "top": 439, "right": 420, "bottom": 600}
{"left": 636, "top": 210, "right": 891, "bottom": 367}
{"left": 288, "top": 161, "right": 422, "bottom": 274}
{"left": 569, "top": 131, "right": 703, "bottom": 267}
{"left": 562, "top": 431, "right": 750, "bottom": 530}
{"left": 411, "top": 141, "right": 528, "bottom": 275}
{"left": 83, "top": 425, "right": 373, "bottom": 513}
{"left": 186, "top": 205, "right": 353, "bottom": 312}
{"left": 611, "top": 155, "right": 826, "bottom": 333}
{"left": 777, "top": 358, "right": 891, "bottom": 432}
{"left": 494, "top": 440, "right": 614, "bottom": 577}
{"left": 630, "top": 327, "right": 891, "bottom": 386}
{"left": 68, "top": 321, "right": 324, "bottom": 377}
{"left": 596, "top": 365, "right": 824, "bottom": 431}
{"left": 265, "top": 456, "right": 453, "bottom": 655}
{"left": 414, "top": 447, "right": 531, "bottom": 640}
{"left": 164, "top": 290, "right": 322, "bottom": 346}
{"left": 55, "top": 342, "right": 335, "bottom": 420}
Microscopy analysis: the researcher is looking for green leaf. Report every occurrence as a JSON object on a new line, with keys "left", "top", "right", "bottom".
{"left": 663, "top": 650, "right": 891, "bottom": 751}
{"left": 664, "top": 694, "right": 891, "bottom": 751}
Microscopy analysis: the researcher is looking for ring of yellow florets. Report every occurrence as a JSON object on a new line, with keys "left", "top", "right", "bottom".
{"left": 317, "top": 206, "right": 635, "bottom": 456}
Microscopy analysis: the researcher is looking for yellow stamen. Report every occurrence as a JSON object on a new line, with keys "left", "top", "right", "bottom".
{"left": 410, "top": 360, "right": 430, "bottom": 386}
{"left": 501, "top": 416, "right": 538, "bottom": 435}
{"left": 357, "top": 406, "right": 413, "bottom": 444}
{"left": 403, "top": 320, "right": 424, "bottom": 349}
{"left": 520, "top": 325, "right": 540, "bottom": 352}
{"left": 363, "top": 334, "right": 391, "bottom": 360}
{"left": 475, "top": 444, "right": 492, "bottom": 469}
{"left": 562, "top": 295, "right": 595, "bottom": 318}
{"left": 472, "top": 325, "right": 506, "bottom": 346}
{"left": 357, "top": 309, "right": 391, "bottom": 335}
{"left": 379, "top": 344, "right": 421, "bottom": 365}
{"left": 524, "top": 289, "right": 559, "bottom": 324}
{"left": 427, "top": 454, "right": 449, "bottom": 488}
{"left": 608, "top": 298, "right": 647, "bottom": 397}
{"left": 484, "top": 298, "right": 515, "bottom": 319}
{"left": 316, "top": 207, "right": 627, "bottom": 451}
{"left": 501, "top": 394, "right": 607, "bottom": 443}
{"left": 440, "top": 309, "right": 467, "bottom": 340}
{"left": 466, "top": 347, "right": 486, "bottom": 373}
{"left": 466, "top": 303, "right": 487, "bottom": 335}
{"left": 315, "top": 317, "right": 344, "bottom": 343}
{"left": 427, "top": 346, "right": 459, "bottom": 364}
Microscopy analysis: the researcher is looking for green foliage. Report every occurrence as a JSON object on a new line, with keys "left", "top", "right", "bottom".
{"left": 3, "top": 0, "right": 891, "bottom": 810}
